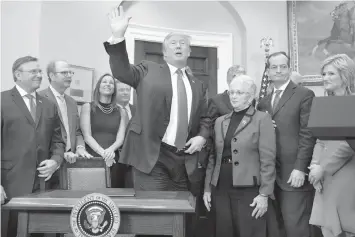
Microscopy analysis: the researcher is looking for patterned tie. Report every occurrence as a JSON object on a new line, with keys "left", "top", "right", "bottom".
{"left": 175, "top": 69, "right": 189, "bottom": 149}
{"left": 25, "top": 94, "right": 36, "bottom": 121}
{"left": 122, "top": 106, "right": 130, "bottom": 128}
{"left": 272, "top": 90, "right": 282, "bottom": 112}
{"left": 57, "top": 95, "right": 71, "bottom": 151}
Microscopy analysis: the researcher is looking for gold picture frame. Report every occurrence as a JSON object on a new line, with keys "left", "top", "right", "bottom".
{"left": 287, "top": 1, "right": 355, "bottom": 86}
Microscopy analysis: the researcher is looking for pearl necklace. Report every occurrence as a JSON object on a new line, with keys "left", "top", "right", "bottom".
{"left": 97, "top": 103, "right": 113, "bottom": 114}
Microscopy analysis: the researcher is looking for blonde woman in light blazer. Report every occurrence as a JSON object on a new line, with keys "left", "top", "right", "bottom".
{"left": 309, "top": 54, "right": 355, "bottom": 237}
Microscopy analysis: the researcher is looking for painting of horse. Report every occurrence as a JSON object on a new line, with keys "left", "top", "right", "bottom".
{"left": 288, "top": 1, "right": 355, "bottom": 84}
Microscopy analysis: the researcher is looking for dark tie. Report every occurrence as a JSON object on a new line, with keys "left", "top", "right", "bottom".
{"left": 25, "top": 94, "right": 36, "bottom": 121}
{"left": 272, "top": 90, "right": 282, "bottom": 112}
{"left": 175, "top": 69, "right": 189, "bottom": 149}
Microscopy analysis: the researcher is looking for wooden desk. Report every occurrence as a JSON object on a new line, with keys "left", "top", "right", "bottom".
{"left": 2, "top": 189, "right": 195, "bottom": 237}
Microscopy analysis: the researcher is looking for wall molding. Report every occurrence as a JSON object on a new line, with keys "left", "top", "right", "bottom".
{"left": 125, "top": 23, "right": 234, "bottom": 93}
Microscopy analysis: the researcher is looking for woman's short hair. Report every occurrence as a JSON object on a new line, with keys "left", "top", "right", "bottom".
{"left": 230, "top": 75, "right": 257, "bottom": 98}
{"left": 91, "top": 73, "right": 118, "bottom": 112}
{"left": 321, "top": 54, "right": 355, "bottom": 95}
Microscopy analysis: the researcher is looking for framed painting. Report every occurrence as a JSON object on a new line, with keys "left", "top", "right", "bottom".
{"left": 65, "top": 65, "right": 95, "bottom": 105}
{"left": 288, "top": 1, "right": 355, "bottom": 86}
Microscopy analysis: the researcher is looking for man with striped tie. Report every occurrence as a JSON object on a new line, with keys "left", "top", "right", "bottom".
{"left": 1, "top": 56, "right": 65, "bottom": 237}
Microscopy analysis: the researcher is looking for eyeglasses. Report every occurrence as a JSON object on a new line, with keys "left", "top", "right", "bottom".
{"left": 55, "top": 71, "right": 75, "bottom": 77}
{"left": 18, "top": 69, "right": 43, "bottom": 75}
{"left": 228, "top": 90, "right": 249, "bottom": 97}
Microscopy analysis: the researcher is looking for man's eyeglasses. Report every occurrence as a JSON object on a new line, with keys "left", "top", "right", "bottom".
{"left": 18, "top": 69, "right": 43, "bottom": 75}
{"left": 55, "top": 71, "right": 75, "bottom": 77}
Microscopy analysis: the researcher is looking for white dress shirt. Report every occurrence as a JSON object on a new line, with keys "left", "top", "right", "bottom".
{"left": 117, "top": 103, "right": 132, "bottom": 120}
{"left": 162, "top": 64, "right": 193, "bottom": 147}
{"left": 271, "top": 79, "right": 291, "bottom": 106}
{"left": 49, "top": 85, "right": 71, "bottom": 151}
{"left": 16, "top": 85, "right": 36, "bottom": 111}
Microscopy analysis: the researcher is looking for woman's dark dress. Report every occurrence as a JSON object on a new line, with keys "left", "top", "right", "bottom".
{"left": 86, "top": 102, "right": 125, "bottom": 188}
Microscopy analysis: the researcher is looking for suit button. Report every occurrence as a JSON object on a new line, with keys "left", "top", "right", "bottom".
{"left": 234, "top": 161, "right": 239, "bottom": 166}
{"left": 233, "top": 149, "right": 238, "bottom": 154}
{"left": 233, "top": 138, "right": 237, "bottom": 142}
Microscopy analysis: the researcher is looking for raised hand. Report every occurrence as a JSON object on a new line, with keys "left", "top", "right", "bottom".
{"left": 108, "top": 5, "right": 132, "bottom": 39}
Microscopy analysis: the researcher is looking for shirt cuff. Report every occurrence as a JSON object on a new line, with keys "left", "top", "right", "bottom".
{"left": 107, "top": 36, "right": 125, "bottom": 45}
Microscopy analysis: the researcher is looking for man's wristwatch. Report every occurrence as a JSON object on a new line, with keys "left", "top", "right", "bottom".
{"left": 259, "top": 193, "right": 268, "bottom": 198}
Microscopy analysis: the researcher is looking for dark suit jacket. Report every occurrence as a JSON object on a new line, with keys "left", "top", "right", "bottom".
{"left": 104, "top": 40, "right": 210, "bottom": 179}
{"left": 1, "top": 87, "right": 65, "bottom": 198}
{"left": 205, "top": 106, "right": 276, "bottom": 196}
{"left": 38, "top": 87, "right": 84, "bottom": 152}
{"left": 129, "top": 103, "right": 136, "bottom": 118}
{"left": 207, "top": 90, "right": 233, "bottom": 122}
{"left": 257, "top": 81, "right": 316, "bottom": 191}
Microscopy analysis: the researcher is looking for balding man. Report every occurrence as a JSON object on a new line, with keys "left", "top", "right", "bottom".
{"left": 39, "top": 60, "right": 92, "bottom": 175}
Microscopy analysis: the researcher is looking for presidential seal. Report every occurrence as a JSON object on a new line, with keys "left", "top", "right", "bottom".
{"left": 70, "top": 193, "right": 120, "bottom": 237}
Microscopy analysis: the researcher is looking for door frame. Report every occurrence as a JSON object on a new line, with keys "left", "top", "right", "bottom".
{"left": 125, "top": 23, "right": 233, "bottom": 95}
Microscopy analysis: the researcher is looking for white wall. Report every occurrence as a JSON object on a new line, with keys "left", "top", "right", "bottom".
{"left": 1, "top": 1, "right": 42, "bottom": 91}
{"left": 1, "top": 1, "right": 291, "bottom": 93}
{"left": 229, "top": 1, "right": 289, "bottom": 87}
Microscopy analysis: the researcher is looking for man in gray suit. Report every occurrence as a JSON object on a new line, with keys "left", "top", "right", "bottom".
{"left": 38, "top": 60, "right": 92, "bottom": 179}
{"left": 257, "top": 52, "right": 316, "bottom": 237}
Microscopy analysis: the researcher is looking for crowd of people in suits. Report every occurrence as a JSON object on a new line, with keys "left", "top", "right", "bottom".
{"left": 2, "top": 5, "right": 355, "bottom": 237}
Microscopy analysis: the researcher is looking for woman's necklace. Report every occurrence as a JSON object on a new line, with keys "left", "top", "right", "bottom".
{"left": 97, "top": 103, "right": 113, "bottom": 114}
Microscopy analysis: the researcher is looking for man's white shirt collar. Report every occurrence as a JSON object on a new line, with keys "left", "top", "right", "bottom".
{"left": 274, "top": 79, "right": 291, "bottom": 92}
{"left": 16, "top": 84, "right": 36, "bottom": 98}
{"left": 167, "top": 63, "right": 187, "bottom": 77}
{"left": 49, "top": 85, "right": 64, "bottom": 98}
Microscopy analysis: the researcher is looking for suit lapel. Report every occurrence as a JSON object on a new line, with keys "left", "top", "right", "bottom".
{"left": 64, "top": 95, "right": 74, "bottom": 139}
{"left": 187, "top": 73, "right": 199, "bottom": 132}
{"left": 129, "top": 104, "right": 136, "bottom": 117}
{"left": 264, "top": 93, "right": 273, "bottom": 114}
{"left": 273, "top": 81, "right": 296, "bottom": 116}
{"left": 161, "top": 64, "right": 173, "bottom": 115}
{"left": 35, "top": 94, "right": 43, "bottom": 129}
{"left": 233, "top": 106, "right": 255, "bottom": 137}
{"left": 221, "top": 113, "right": 231, "bottom": 139}
{"left": 11, "top": 87, "right": 35, "bottom": 127}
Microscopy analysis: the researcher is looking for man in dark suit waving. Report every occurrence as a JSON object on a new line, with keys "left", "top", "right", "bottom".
{"left": 257, "top": 52, "right": 316, "bottom": 237}
{"left": 104, "top": 6, "right": 210, "bottom": 193}
{"left": 1, "top": 56, "right": 65, "bottom": 237}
